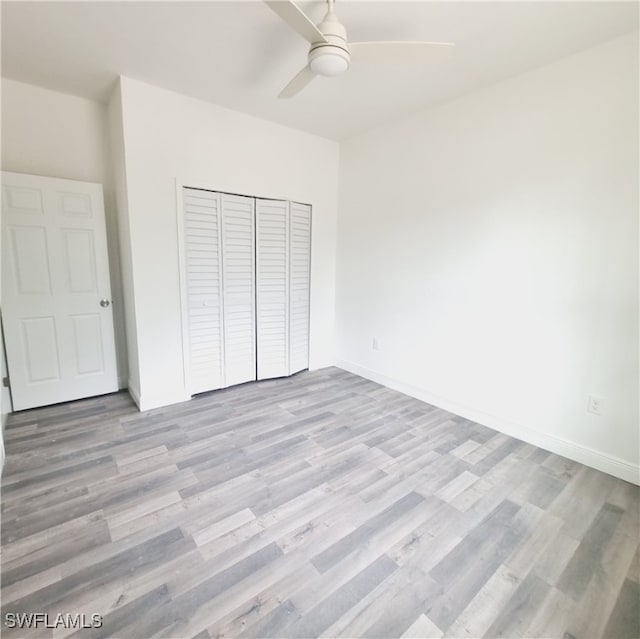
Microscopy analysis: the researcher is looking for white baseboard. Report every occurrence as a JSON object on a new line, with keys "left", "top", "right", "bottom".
{"left": 336, "top": 359, "right": 639, "bottom": 486}
{"left": 127, "top": 380, "right": 142, "bottom": 409}
{"left": 138, "top": 393, "right": 191, "bottom": 412}
{"left": 127, "top": 380, "right": 191, "bottom": 412}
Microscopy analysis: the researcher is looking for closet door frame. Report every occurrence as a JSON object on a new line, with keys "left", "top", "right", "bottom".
{"left": 176, "top": 181, "right": 190, "bottom": 394}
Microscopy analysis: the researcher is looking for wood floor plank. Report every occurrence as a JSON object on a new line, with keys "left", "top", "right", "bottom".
{"left": 445, "top": 564, "right": 522, "bottom": 638}
{"left": 427, "top": 501, "right": 536, "bottom": 631}
{"left": 359, "top": 568, "right": 441, "bottom": 638}
{"left": 561, "top": 521, "right": 638, "bottom": 639}
{"left": 482, "top": 572, "right": 550, "bottom": 638}
{"left": 523, "top": 586, "right": 575, "bottom": 639}
{"left": 556, "top": 502, "right": 624, "bottom": 599}
{"left": 322, "top": 563, "right": 432, "bottom": 637}
{"left": 311, "top": 492, "right": 424, "bottom": 573}
{"left": 402, "top": 614, "right": 443, "bottom": 639}
{"left": 1, "top": 367, "right": 637, "bottom": 638}
{"left": 284, "top": 555, "right": 398, "bottom": 638}
{"left": 601, "top": 578, "right": 640, "bottom": 639}
{"left": 236, "top": 599, "right": 300, "bottom": 638}
{"left": 206, "top": 564, "right": 313, "bottom": 639}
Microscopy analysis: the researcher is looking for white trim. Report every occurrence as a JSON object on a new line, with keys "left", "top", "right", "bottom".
{"left": 336, "top": 359, "right": 640, "bottom": 486}
{"left": 127, "top": 380, "right": 141, "bottom": 409}
{"left": 138, "top": 391, "right": 191, "bottom": 412}
{"left": 126, "top": 378, "right": 190, "bottom": 412}
{"left": 175, "top": 178, "right": 191, "bottom": 397}
{"left": 286, "top": 200, "right": 292, "bottom": 376}
{"left": 217, "top": 191, "right": 227, "bottom": 389}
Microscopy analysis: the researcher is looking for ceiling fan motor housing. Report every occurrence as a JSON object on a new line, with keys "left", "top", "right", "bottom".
{"left": 308, "top": 13, "right": 350, "bottom": 76}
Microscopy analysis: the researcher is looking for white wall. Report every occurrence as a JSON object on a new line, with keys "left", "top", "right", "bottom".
{"left": 117, "top": 77, "right": 339, "bottom": 410}
{"left": 336, "top": 32, "right": 639, "bottom": 483}
{"left": 1, "top": 78, "right": 128, "bottom": 387}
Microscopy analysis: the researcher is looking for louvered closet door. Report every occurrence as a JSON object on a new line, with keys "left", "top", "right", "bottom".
{"left": 256, "top": 199, "right": 289, "bottom": 380}
{"left": 221, "top": 193, "right": 257, "bottom": 387}
{"left": 183, "top": 188, "right": 224, "bottom": 393}
{"left": 289, "top": 202, "right": 311, "bottom": 374}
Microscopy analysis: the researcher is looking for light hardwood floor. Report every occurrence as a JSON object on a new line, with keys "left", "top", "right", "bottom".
{"left": 1, "top": 367, "right": 638, "bottom": 638}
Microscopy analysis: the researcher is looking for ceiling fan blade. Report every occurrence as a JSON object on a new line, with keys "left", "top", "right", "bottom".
{"left": 278, "top": 66, "right": 316, "bottom": 98}
{"left": 349, "top": 41, "right": 455, "bottom": 64}
{"left": 264, "top": 1, "right": 328, "bottom": 45}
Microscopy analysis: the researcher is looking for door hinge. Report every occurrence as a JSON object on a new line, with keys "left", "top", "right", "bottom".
{"left": 2, "top": 376, "right": 9, "bottom": 389}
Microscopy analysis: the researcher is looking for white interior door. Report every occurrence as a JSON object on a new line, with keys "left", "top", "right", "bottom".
{"left": 256, "top": 198, "right": 289, "bottom": 380}
{"left": 1, "top": 171, "right": 118, "bottom": 410}
{"left": 182, "top": 188, "right": 224, "bottom": 394}
{"left": 289, "top": 202, "right": 311, "bottom": 375}
{"left": 221, "top": 193, "right": 256, "bottom": 387}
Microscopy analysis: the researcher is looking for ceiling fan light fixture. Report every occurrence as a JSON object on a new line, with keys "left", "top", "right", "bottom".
{"left": 309, "top": 47, "right": 350, "bottom": 76}
{"left": 265, "top": 0, "right": 455, "bottom": 98}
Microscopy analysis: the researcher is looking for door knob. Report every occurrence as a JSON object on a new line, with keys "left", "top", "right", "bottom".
{"left": 100, "top": 299, "right": 110, "bottom": 308}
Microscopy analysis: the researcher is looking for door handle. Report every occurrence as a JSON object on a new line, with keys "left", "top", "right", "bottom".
{"left": 100, "top": 299, "right": 110, "bottom": 308}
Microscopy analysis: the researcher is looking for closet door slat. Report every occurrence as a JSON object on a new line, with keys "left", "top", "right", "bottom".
{"left": 256, "top": 199, "right": 289, "bottom": 380}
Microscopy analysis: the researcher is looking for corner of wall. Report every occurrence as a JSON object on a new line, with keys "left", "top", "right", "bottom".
{"left": 107, "top": 78, "right": 142, "bottom": 406}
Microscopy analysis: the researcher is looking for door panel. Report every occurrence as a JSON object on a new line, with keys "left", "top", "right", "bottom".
{"left": 289, "top": 202, "right": 311, "bottom": 375}
{"left": 63, "top": 230, "right": 98, "bottom": 293}
{"left": 182, "top": 188, "right": 225, "bottom": 394}
{"left": 70, "top": 314, "right": 105, "bottom": 374}
{"left": 20, "top": 317, "right": 61, "bottom": 383}
{"left": 256, "top": 198, "right": 289, "bottom": 380}
{"left": 10, "top": 226, "right": 52, "bottom": 294}
{"left": 4, "top": 184, "right": 44, "bottom": 215}
{"left": 1, "top": 172, "right": 118, "bottom": 410}
{"left": 58, "top": 191, "right": 92, "bottom": 217}
{"left": 221, "top": 194, "right": 256, "bottom": 388}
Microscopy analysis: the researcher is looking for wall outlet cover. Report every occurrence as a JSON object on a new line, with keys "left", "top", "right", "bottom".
{"left": 588, "top": 394, "right": 604, "bottom": 415}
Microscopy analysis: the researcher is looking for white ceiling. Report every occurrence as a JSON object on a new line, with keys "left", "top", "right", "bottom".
{"left": 2, "top": 1, "right": 638, "bottom": 140}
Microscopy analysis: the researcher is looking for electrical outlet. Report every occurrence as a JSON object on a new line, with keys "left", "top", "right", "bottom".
{"left": 372, "top": 337, "right": 379, "bottom": 351}
{"left": 588, "top": 395, "right": 603, "bottom": 415}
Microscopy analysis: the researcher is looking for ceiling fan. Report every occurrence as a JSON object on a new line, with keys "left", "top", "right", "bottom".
{"left": 265, "top": 0, "right": 454, "bottom": 98}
